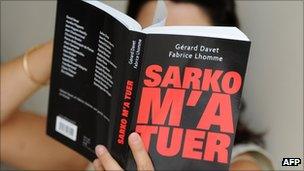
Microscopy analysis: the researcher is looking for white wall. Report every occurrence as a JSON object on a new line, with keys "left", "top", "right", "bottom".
{"left": 1, "top": 1, "right": 303, "bottom": 170}
{"left": 237, "top": 1, "right": 303, "bottom": 170}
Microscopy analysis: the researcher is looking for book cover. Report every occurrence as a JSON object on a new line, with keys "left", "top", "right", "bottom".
{"left": 47, "top": 1, "right": 251, "bottom": 170}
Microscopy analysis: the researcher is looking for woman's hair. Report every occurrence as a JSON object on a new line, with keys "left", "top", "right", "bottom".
{"left": 127, "top": 0, "right": 264, "bottom": 147}
{"left": 236, "top": 101, "right": 264, "bottom": 147}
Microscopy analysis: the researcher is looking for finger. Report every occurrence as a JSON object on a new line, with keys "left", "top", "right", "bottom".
{"left": 93, "top": 159, "right": 104, "bottom": 171}
{"left": 95, "top": 145, "right": 123, "bottom": 171}
{"left": 128, "top": 132, "right": 154, "bottom": 171}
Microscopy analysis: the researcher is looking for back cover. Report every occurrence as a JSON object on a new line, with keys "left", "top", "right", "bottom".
{"left": 127, "top": 34, "right": 250, "bottom": 170}
{"left": 46, "top": 0, "right": 140, "bottom": 161}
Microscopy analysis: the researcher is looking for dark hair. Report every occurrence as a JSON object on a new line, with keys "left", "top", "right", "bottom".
{"left": 236, "top": 101, "right": 265, "bottom": 147}
{"left": 127, "top": 0, "right": 264, "bottom": 147}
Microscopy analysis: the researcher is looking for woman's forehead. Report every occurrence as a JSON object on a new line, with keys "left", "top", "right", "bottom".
{"left": 136, "top": 1, "right": 212, "bottom": 28}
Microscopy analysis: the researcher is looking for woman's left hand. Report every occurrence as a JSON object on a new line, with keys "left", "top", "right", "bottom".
{"left": 93, "top": 132, "right": 154, "bottom": 171}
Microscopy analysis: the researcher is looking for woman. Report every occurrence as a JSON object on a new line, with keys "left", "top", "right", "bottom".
{"left": 0, "top": 0, "right": 273, "bottom": 170}
{"left": 92, "top": 1, "right": 273, "bottom": 170}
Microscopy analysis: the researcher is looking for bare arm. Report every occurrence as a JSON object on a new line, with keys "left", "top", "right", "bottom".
{"left": 0, "top": 41, "right": 52, "bottom": 122}
{"left": 0, "top": 42, "right": 89, "bottom": 170}
{"left": 0, "top": 110, "right": 89, "bottom": 170}
{"left": 229, "top": 154, "right": 262, "bottom": 171}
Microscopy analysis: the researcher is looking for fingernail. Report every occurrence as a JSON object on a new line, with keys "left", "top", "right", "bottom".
{"left": 95, "top": 145, "right": 106, "bottom": 157}
{"left": 129, "top": 132, "right": 140, "bottom": 144}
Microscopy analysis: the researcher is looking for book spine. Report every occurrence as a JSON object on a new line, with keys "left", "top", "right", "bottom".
{"left": 108, "top": 31, "right": 146, "bottom": 167}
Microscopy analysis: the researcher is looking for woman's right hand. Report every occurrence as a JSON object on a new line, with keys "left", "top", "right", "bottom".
{"left": 93, "top": 132, "right": 154, "bottom": 171}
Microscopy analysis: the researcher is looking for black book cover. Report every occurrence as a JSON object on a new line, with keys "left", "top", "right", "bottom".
{"left": 47, "top": 1, "right": 251, "bottom": 170}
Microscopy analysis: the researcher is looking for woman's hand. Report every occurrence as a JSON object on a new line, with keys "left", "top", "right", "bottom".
{"left": 93, "top": 132, "right": 154, "bottom": 171}
{"left": 92, "top": 132, "right": 262, "bottom": 171}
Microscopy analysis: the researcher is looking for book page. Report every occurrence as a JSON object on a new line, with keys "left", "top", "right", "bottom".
{"left": 143, "top": 26, "right": 250, "bottom": 41}
{"left": 84, "top": 0, "right": 141, "bottom": 31}
{"left": 149, "top": 0, "right": 168, "bottom": 27}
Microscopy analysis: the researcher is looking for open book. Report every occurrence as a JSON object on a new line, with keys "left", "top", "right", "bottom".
{"left": 47, "top": 1, "right": 251, "bottom": 170}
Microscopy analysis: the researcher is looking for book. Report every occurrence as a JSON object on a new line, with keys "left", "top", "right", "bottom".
{"left": 46, "top": 1, "right": 251, "bottom": 170}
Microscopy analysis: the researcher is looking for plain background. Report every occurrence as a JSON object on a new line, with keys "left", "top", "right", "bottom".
{"left": 1, "top": 0, "right": 303, "bottom": 170}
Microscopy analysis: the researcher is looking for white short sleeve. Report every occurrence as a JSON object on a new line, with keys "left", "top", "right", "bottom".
{"left": 231, "top": 143, "right": 275, "bottom": 170}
